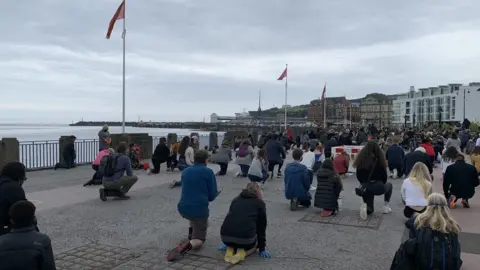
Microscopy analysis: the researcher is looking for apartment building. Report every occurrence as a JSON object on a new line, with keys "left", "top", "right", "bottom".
{"left": 392, "top": 83, "right": 480, "bottom": 127}
{"left": 360, "top": 93, "right": 395, "bottom": 127}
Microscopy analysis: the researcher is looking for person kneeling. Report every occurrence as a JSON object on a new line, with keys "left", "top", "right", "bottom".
{"left": 99, "top": 142, "right": 138, "bottom": 201}
{"left": 284, "top": 149, "right": 312, "bottom": 211}
{"left": 0, "top": 201, "right": 56, "bottom": 270}
{"left": 314, "top": 159, "right": 343, "bottom": 217}
{"left": 219, "top": 183, "right": 271, "bottom": 264}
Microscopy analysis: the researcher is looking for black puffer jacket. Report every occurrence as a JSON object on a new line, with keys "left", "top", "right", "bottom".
{"left": 314, "top": 168, "right": 343, "bottom": 210}
{"left": 220, "top": 189, "right": 267, "bottom": 251}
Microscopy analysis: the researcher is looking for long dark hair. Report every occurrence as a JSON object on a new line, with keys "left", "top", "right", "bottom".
{"left": 450, "top": 132, "right": 458, "bottom": 140}
{"left": 178, "top": 136, "right": 191, "bottom": 155}
{"left": 442, "top": 146, "right": 458, "bottom": 162}
{"left": 353, "top": 141, "right": 387, "bottom": 169}
{"left": 472, "top": 146, "right": 480, "bottom": 156}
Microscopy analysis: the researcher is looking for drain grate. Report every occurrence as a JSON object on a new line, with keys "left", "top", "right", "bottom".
{"left": 299, "top": 210, "right": 383, "bottom": 229}
{"left": 55, "top": 243, "right": 138, "bottom": 270}
{"left": 116, "top": 252, "right": 231, "bottom": 270}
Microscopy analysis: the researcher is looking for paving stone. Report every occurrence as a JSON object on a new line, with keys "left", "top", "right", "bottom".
{"left": 299, "top": 210, "right": 383, "bottom": 229}
{"left": 55, "top": 243, "right": 138, "bottom": 269}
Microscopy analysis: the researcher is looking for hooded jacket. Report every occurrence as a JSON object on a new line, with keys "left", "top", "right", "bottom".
{"left": 284, "top": 162, "right": 311, "bottom": 201}
{"left": 220, "top": 189, "right": 267, "bottom": 252}
{"left": 98, "top": 128, "right": 111, "bottom": 150}
{"left": 314, "top": 167, "right": 343, "bottom": 210}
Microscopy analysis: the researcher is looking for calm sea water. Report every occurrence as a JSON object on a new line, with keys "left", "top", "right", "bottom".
{"left": 0, "top": 125, "right": 220, "bottom": 142}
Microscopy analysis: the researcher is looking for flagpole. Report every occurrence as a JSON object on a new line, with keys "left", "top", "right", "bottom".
{"left": 284, "top": 64, "right": 288, "bottom": 132}
{"left": 121, "top": 0, "right": 126, "bottom": 133}
{"left": 323, "top": 82, "right": 326, "bottom": 128}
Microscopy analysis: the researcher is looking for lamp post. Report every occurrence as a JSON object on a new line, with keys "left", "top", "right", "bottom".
{"left": 456, "top": 88, "right": 470, "bottom": 122}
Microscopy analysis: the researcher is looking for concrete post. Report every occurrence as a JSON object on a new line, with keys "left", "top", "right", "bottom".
{"left": 167, "top": 133, "right": 178, "bottom": 147}
{"left": 0, "top": 138, "right": 20, "bottom": 171}
{"left": 209, "top": 132, "right": 218, "bottom": 149}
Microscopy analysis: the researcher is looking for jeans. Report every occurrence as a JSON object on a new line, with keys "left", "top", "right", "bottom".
{"left": 248, "top": 174, "right": 268, "bottom": 184}
{"left": 239, "top": 164, "right": 250, "bottom": 176}
{"left": 361, "top": 181, "right": 393, "bottom": 215}
{"left": 218, "top": 162, "right": 228, "bottom": 175}
{"left": 308, "top": 170, "right": 314, "bottom": 185}
{"left": 151, "top": 157, "right": 168, "bottom": 174}
{"left": 388, "top": 164, "right": 403, "bottom": 178}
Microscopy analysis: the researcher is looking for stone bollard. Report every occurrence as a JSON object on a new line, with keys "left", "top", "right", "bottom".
{"left": 209, "top": 132, "right": 218, "bottom": 150}
{"left": 0, "top": 138, "right": 20, "bottom": 171}
{"left": 167, "top": 133, "right": 178, "bottom": 147}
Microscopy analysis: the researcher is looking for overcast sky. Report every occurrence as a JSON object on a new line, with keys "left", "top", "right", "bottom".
{"left": 1, "top": 0, "right": 480, "bottom": 123}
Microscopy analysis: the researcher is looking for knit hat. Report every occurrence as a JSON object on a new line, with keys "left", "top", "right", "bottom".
{"left": 415, "top": 147, "right": 426, "bottom": 153}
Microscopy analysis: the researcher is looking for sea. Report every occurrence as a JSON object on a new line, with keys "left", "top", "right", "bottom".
{"left": 0, "top": 125, "right": 221, "bottom": 142}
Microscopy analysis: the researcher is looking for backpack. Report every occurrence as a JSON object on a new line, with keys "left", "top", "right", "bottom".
{"left": 415, "top": 227, "right": 460, "bottom": 270}
{"left": 238, "top": 145, "right": 248, "bottom": 158}
{"left": 99, "top": 153, "right": 121, "bottom": 177}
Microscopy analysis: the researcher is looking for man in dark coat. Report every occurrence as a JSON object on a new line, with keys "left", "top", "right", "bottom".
{"left": 0, "top": 162, "right": 28, "bottom": 236}
{"left": 265, "top": 134, "right": 286, "bottom": 178}
{"left": 444, "top": 154, "right": 479, "bottom": 208}
{"left": 403, "top": 147, "right": 432, "bottom": 177}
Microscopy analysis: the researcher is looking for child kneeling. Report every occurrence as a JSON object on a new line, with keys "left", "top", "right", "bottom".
{"left": 284, "top": 149, "right": 312, "bottom": 211}
{"left": 314, "top": 159, "right": 343, "bottom": 216}
{"left": 219, "top": 183, "right": 271, "bottom": 264}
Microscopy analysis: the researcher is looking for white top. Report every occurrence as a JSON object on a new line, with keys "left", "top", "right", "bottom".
{"left": 476, "top": 138, "right": 480, "bottom": 147}
{"left": 441, "top": 159, "right": 455, "bottom": 173}
{"left": 185, "top": 146, "right": 195, "bottom": 165}
{"left": 401, "top": 178, "right": 429, "bottom": 207}
{"left": 301, "top": 151, "right": 315, "bottom": 171}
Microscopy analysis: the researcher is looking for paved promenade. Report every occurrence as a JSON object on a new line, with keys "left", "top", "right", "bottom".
{"left": 23, "top": 156, "right": 479, "bottom": 269}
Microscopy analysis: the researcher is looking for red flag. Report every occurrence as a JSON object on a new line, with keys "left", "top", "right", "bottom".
{"left": 106, "top": 1, "right": 125, "bottom": 39}
{"left": 321, "top": 84, "right": 326, "bottom": 99}
{"left": 277, "top": 68, "right": 287, "bottom": 80}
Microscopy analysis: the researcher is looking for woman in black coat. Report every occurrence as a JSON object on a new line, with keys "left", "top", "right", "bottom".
{"left": 314, "top": 159, "right": 343, "bottom": 217}
{"left": 220, "top": 183, "right": 271, "bottom": 264}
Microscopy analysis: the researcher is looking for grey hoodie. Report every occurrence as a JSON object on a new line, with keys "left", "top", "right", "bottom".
{"left": 98, "top": 129, "right": 111, "bottom": 150}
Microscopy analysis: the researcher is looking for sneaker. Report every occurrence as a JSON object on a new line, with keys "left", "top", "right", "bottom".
{"left": 224, "top": 247, "right": 234, "bottom": 263}
{"left": 448, "top": 195, "right": 457, "bottom": 209}
{"left": 229, "top": 248, "right": 246, "bottom": 264}
{"left": 167, "top": 168, "right": 172, "bottom": 172}
{"left": 290, "top": 198, "right": 298, "bottom": 211}
{"left": 360, "top": 202, "right": 368, "bottom": 220}
{"left": 310, "top": 186, "right": 316, "bottom": 191}
{"left": 235, "top": 172, "right": 241, "bottom": 177}
{"left": 321, "top": 210, "right": 333, "bottom": 217}
{"left": 354, "top": 187, "right": 363, "bottom": 197}
{"left": 170, "top": 180, "right": 181, "bottom": 188}
{"left": 383, "top": 204, "right": 392, "bottom": 214}
{"left": 167, "top": 239, "right": 192, "bottom": 262}
{"left": 277, "top": 172, "right": 283, "bottom": 178}
{"left": 99, "top": 188, "right": 107, "bottom": 202}
{"left": 392, "top": 169, "right": 398, "bottom": 179}
{"left": 117, "top": 193, "right": 130, "bottom": 200}
{"left": 462, "top": 199, "right": 470, "bottom": 208}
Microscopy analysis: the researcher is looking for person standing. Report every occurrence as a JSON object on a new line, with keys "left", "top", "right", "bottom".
{"left": 444, "top": 154, "right": 479, "bottom": 209}
{"left": 98, "top": 125, "right": 111, "bottom": 151}
{"left": 0, "top": 162, "right": 28, "bottom": 236}
{"left": 167, "top": 150, "right": 218, "bottom": 261}
{"left": 354, "top": 141, "right": 393, "bottom": 220}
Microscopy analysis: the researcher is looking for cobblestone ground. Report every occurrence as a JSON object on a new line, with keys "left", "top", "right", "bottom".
{"left": 26, "top": 156, "right": 410, "bottom": 270}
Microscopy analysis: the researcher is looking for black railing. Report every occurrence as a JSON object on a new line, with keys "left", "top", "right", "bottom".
{"left": 19, "top": 134, "right": 224, "bottom": 171}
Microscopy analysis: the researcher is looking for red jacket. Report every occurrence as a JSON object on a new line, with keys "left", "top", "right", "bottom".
{"left": 420, "top": 143, "right": 435, "bottom": 157}
{"left": 334, "top": 154, "right": 349, "bottom": 174}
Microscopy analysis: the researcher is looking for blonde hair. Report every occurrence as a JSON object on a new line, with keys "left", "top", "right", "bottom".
{"left": 408, "top": 162, "right": 432, "bottom": 198}
{"left": 415, "top": 193, "right": 460, "bottom": 234}
{"left": 108, "top": 148, "right": 115, "bottom": 153}
{"left": 245, "top": 182, "right": 263, "bottom": 200}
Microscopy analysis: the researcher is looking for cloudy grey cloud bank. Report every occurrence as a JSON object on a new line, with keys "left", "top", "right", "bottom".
{"left": 1, "top": 0, "right": 480, "bottom": 123}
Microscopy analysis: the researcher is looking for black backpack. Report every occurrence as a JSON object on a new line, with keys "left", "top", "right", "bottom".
{"left": 415, "top": 227, "right": 461, "bottom": 270}
{"left": 99, "top": 153, "right": 121, "bottom": 177}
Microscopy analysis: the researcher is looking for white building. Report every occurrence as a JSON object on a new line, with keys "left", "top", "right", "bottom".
{"left": 392, "top": 83, "right": 480, "bottom": 127}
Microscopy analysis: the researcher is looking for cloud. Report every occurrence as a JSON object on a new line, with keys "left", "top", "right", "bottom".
{"left": 1, "top": 0, "right": 480, "bottom": 123}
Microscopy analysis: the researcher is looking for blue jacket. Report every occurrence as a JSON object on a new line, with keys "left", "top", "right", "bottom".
{"left": 385, "top": 144, "right": 405, "bottom": 167}
{"left": 284, "top": 162, "right": 311, "bottom": 201}
{"left": 265, "top": 139, "right": 286, "bottom": 163}
{"left": 178, "top": 164, "right": 218, "bottom": 218}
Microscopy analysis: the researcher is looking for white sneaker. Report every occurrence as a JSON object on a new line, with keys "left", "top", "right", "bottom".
{"left": 235, "top": 172, "right": 241, "bottom": 177}
{"left": 392, "top": 169, "right": 398, "bottom": 179}
{"left": 360, "top": 202, "right": 368, "bottom": 220}
{"left": 310, "top": 186, "right": 316, "bottom": 191}
{"left": 383, "top": 204, "right": 392, "bottom": 214}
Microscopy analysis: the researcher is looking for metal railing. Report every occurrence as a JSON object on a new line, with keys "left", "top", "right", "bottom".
{"left": 19, "top": 134, "right": 225, "bottom": 171}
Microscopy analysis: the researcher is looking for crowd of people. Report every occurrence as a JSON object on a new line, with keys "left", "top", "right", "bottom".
{"left": 1, "top": 123, "right": 479, "bottom": 269}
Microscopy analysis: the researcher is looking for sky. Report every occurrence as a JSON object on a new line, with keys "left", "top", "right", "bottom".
{"left": 1, "top": 0, "right": 480, "bottom": 123}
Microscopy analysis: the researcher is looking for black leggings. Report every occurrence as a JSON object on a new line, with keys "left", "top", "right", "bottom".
{"left": 268, "top": 160, "right": 284, "bottom": 172}
{"left": 361, "top": 181, "right": 393, "bottom": 215}
{"left": 403, "top": 206, "right": 426, "bottom": 218}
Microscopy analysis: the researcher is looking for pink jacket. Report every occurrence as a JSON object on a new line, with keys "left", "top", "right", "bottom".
{"left": 93, "top": 149, "right": 110, "bottom": 165}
